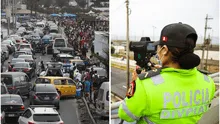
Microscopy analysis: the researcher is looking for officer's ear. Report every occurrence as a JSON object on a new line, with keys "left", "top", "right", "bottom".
{"left": 161, "top": 45, "right": 169, "bottom": 55}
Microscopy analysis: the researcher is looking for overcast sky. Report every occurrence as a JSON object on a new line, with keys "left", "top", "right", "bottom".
{"left": 110, "top": 0, "right": 219, "bottom": 43}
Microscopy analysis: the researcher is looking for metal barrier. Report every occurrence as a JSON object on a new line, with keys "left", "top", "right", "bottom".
{"left": 111, "top": 72, "right": 220, "bottom": 122}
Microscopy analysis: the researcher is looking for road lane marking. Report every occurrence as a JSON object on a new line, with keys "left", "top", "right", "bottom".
{"left": 122, "top": 85, "right": 127, "bottom": 89}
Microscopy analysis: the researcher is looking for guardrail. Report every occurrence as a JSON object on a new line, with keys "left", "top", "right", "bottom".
{"left": 111, "top": 72, "right": 220, "bottom": 122}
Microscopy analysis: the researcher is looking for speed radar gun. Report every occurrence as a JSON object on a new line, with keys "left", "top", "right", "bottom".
{"left": 129, "top": 37, "right": 156, "bottom": 73}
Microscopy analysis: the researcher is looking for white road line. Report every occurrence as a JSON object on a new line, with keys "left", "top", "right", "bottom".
{"left": 122, "top": 85, "right": 127, "bottom": 89}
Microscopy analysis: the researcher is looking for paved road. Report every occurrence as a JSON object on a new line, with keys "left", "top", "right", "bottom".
{"left": 111, "top": 67, "right": 131, "bottom": 98}
{"left": 3, "top": 53, "right": 81, "bottom": 124}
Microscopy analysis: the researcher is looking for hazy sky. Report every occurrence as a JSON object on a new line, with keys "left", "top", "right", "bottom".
{"left": 110, "top": 0, "right": 219, "bottom": 42}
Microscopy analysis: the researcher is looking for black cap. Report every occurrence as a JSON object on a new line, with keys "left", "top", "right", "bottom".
{"left": 153, "top": 22, "right": 198, "bottom": 48}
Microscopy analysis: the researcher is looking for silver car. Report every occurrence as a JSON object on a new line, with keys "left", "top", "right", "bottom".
{"left": 18, "top": 106, "right": 64, "bottom": 124}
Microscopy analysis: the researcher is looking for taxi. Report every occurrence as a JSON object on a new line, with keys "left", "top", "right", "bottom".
{"left": 34, "top": 76, "right": 76, "bottom": 97}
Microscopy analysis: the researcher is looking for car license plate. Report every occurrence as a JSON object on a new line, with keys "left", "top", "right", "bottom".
{"left": 44, "top": 97, "right": 50, "bottom": 100}
{"left": 19, "top": 69, "right": 22, "bottom": 72}
{"left": 8, "top": 114, "right": 15, "bottom": 117}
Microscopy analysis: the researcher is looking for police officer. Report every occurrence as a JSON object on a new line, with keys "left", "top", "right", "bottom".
{"left": 118, "top": 23, "right": 216, "bottom": 124}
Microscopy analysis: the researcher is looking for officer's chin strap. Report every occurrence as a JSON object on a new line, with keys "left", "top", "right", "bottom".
{"left": 119, "top": 120, "right": 124, "bottom": 124}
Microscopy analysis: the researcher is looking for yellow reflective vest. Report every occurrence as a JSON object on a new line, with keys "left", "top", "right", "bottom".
{"left": 118, "top": 67, "right": 215, "bottom": 124}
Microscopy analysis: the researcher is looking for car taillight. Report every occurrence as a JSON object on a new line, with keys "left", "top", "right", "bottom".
{"left": 23, "top": 68, "right": 30, "bottom": 72}
{"left": 55, "top": 94, "right": 60, "bottom": 99}
{"left": 20, "top": 105, "right": 25, "bottom": 110}
{"left": 28, "top": 121, "right": 35, "bottom": 124}
{"left": 16, "top": 40, "right": 20, "bottom": 43}
{"left": 34, "top": 95, "right": 38, "bottom": 99}
{"left": 8, "top": 86, "right": 16, "bottom": 90}
{"left": 59, "top": 122, "right": 64, "bottom": 124}
{"left": 12, "top": 68, "right": 16, "bottom": 72}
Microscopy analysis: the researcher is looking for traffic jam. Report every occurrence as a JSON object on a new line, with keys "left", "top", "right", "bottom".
{"left": 1, "top": 16, "right": 109, "bottom": 124}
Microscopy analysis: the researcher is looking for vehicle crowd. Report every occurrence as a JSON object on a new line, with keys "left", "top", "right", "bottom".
{"left": 1, "top": 16, "right": 109, "bottom": 124}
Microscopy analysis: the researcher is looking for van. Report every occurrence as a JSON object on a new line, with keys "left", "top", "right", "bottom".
{"left": 1, "top": 72, "right": 32, "bottom": 96}
{"left": 52, "top": 38, "right": 67, "bottom": 57}
{"left": 95, "top": 81, "right": 109, "bottom": 117}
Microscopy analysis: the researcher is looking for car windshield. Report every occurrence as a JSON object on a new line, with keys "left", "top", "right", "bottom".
{"left": 20, "top": 45, "right": 30, "bottom": 49}
{"left": 33, "top": 114, "right": 60, "bottom": 122}
{"left": 1, "top": 75, "right": 13, "bottom": 86}
{"left": 36, "top": 85, "right": 56, "bottom": 92}
{"left": 1, "top": 96, "right": 23, "bottom": 105}
{"left": 14, "top": 63, "right": 29, "bottom": 68}
{"left": 54, "top": 39, "right": 65, "bottom": 47}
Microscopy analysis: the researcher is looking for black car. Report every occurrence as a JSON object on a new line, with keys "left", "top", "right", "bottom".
{"left": 29, "top": 84, "right": 60, "bottom": 109}
{"left": 12, "top": 62, "right": 36, "bottom": 79}
{"left": 1, "top": 94, "right": 25, "bottom": 122}
{"left": 1, "top": 72, "right": 32, "bottom": 96}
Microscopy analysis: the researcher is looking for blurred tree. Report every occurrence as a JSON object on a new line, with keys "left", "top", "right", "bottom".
{"left": 75, "top": 0, "right": 87, "bottom": 8}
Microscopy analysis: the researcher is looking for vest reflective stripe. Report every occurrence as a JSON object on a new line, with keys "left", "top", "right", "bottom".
{"left": 159, "top": 103, "right": 209, "bottom": 119}
{"left": 203, "top": 74, "right": 210, "bottom": 83}
{"left": 143, "top": 117, "right": 155, "bottom": 124}
{"left": 150, "top": 74, "right": 164, "bottom": 85}
{"left": 121, "top": 100, "right": 140, "bottom": 120}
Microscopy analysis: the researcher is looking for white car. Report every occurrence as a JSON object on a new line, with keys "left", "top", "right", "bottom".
{"left": 18, "top": 106, "right": 64, "bottom": 124}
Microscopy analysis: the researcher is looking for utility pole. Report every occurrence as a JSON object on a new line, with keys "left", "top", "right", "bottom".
{"left": 125, "top": 0, "right": 130, "bottom": 91}
{"left": 200, "top": 14, "right": 213, "bottom": 70}
{"left": 205, "top": 34, "right": 211, "bottom": 70}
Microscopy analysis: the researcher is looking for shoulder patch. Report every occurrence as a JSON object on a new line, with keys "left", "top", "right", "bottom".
{"left": 138, "top": 68, "right": 161, "bottom": 80}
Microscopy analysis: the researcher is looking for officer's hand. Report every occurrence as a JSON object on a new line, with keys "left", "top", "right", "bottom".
{"left": 151, "top": 64, "right": 162, "bottom": 70}
{"left": 132, "top": 68, "right": 145, "bottom": 81}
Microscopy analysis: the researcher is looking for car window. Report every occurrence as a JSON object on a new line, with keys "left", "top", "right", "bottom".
{"left": 36, "top": 78, "right": 51, "bottom": 84}
{"left": 68, "top": 79, "right": 75, "bottom": 85}
{"left": 106, "top": 91, "right": 109, "bottom": 101}
{"left": 33, "top": 114, "right": 60, "bottom": 122}
{"left": 54, "top": 39, "right": 65, "bottom": 47}
{"left": 23, "top": 109, "right": 32, "bottom": 118}
{"left": 54, "top": 79, "right": 67, "bottom": 85}
{"left": 54, "top": 80, "right": 61, "bottom": 85}
{"left": 1, "top": 96, "right": 23, "bottom": 105}
{"left": 1, "top": 76, "right": 13, "bottom": 86}
{"left": 36, "top": 85, "right": 56, "bottom": 92}
{"left": 97, "top": 89, "right": 104, "bottom": 101}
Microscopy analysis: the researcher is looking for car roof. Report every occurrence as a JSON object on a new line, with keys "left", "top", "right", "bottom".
{"left": 32, "top": 107, "right": 58, "bottom": 114}
{"left": 58, "top": 54, "right": 73, "bottom": 57}
{"left": 12, "top": 58, "right": 25, "bottom": 60}
{"left": 39, "top": 76, "right": 72, "bottom": 80}
{"left": 1, "top": 72, "right": 27, "bottom": 76}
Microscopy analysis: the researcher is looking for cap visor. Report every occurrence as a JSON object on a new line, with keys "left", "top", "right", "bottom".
{"left": 152, "top": 41, "right": 160, "bottom": 46}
